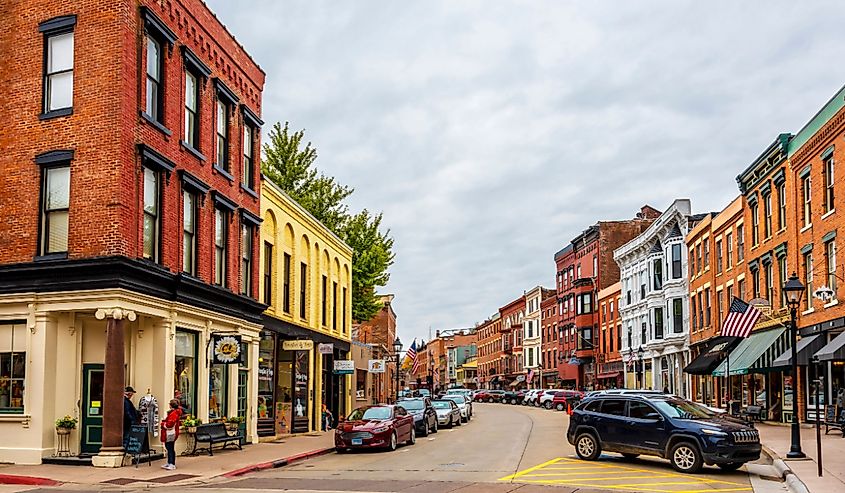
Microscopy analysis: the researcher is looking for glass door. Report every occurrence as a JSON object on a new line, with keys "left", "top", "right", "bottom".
{"left": 80, "top": 364, "right": 105, "bottom": 454}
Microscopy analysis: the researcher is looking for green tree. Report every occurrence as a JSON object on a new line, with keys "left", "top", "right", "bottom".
{"left": 261, "top": 122, "right": 394, "bottom": 322}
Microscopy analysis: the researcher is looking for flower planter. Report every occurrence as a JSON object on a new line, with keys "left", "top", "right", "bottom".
{"left": 56, "top": 427, "right": 72, "bottom": 435}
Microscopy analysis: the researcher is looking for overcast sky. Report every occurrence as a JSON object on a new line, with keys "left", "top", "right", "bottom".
{"left": 209, "top": 0, "right": 844, "bottom": 345}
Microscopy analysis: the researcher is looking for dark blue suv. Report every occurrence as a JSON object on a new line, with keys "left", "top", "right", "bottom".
{"left": 566, "top": 394, "right": 761, "bottom": 473}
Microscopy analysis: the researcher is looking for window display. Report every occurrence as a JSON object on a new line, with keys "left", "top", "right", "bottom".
{"left": 174, "top": 330, "right": 197, "bottom": 415}
{"left": 0, "top": 323, "right": 26, "bottom": 412}
{"left": 209, "top": 364, "right": 228, "bottom": 419}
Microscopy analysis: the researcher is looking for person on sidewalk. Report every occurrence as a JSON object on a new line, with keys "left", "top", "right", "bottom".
{"left": 161, "top": 399, "right": 182, "bottom": 470}
{"left": 321, "top": 403, "right": 333, "bottom": 431}
{"left": 123, "top": 386, "right": 138, "bottom": 449}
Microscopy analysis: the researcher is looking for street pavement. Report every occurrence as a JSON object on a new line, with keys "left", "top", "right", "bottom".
{"left": 172, "top": 403, "right": 775, "bottom": 493}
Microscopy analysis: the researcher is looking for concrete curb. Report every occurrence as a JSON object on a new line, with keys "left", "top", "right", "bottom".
{"left": 0, "top": 474, "right": 62, "bottom": 486}
{"left": 762, "top": 445, "right": 810, "bottom": 493}
{"left": 221, "top": 446, "right": 336, "bottom": 478}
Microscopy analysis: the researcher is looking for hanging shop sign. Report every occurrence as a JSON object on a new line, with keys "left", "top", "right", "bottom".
{"left": 282, "top": 340, "right": 314, "bottom": 351}
{"left": 516, "top": 375, "right": 526, "bottom": 382}
{"left": 318, "top": 343, "right": 334, "bottom": 355}
{"left": 368, "top": 360, "right": 386, "bottom": 373}
{"left": 212, "top": 334, "right": 242, "bottom": 364}
{"left": 333, "top": 360, "right": 354, "bottom": 375}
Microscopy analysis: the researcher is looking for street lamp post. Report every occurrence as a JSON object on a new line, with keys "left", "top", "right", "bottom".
{"left": 393, "top": 337, "right": 403, "bottom": 403}
{"left": 783, "top": 274, "right": 806, "bottom": 459}
{"left": 637, "top": 346, "right": 644, "bottom": 389}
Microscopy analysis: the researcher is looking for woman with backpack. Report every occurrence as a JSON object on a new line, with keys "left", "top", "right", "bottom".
{"left": 161, "top": 399, "right": 182, "bottom": 470}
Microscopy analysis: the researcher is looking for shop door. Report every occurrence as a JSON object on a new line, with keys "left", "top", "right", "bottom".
{"left": 80, "top": 364, "right": 105, "bottom": 455}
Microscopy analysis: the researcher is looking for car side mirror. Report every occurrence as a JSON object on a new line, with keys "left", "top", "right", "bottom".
{"left": 645, "top": 413, "right": 662, "bottom": 421}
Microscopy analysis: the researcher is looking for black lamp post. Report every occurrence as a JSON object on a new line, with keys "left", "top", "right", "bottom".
{"left": 393, "top": 337, "right": 403, "bottom": 403}
{"left": 637, "top": 346, "right": 644, "bottom": 389}
{"left": 783, "top": 273, "right": 806, "bottom": 459}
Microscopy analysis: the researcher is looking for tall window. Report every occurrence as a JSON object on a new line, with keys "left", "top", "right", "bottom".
{"left": 763, "top": 193, "right": 772, "bottom": 239}
{"left": 752, "top": 268, "right": 760, "bottom": 298}
{"left": 321, "top": 275, "right": 328, "bottom": 326}
{"left": 736, "top": 225, "right": 745, "bottom": 262}
{"left": 143, "top": 167, "right": 160, "bottom": 261}
{"left": 216, "top": 99, "right": 229, "bottom": 170}
{"left": 43, "top": 30, "right": 74, "bottom": 113}
{"left": 824, "top": 155, "right": 835, "bottom": 213}
{"left": 738, "top": 279, "right": 746, "bottom": 301}
{"left": 671, "top": 244, "right": 682, "bottom": 279}
{"left": 214, "top": 209, "right": 227, "bottom": 286}
{"left": 779, "top": 256, "right": 787, "bottom": 309}
{"left": 715, "top": 239, "right": 723, "bottom": 274}
{"left": 751, "top": 202, "right": 759, "bottom": 245}
{"left": 145, "top": 36, "right": 163, "bottom": 121}
{"left": 243, "top": 125, "right": 255, "bottom": 189}
{"left": 726, "top": 232, "right": 733, "bottom": 268}
{"left": 696, "top": 244, "right": 702, "bottom": 273}
{"left": 283, "top": 253, "right": 291, "bottom": 313}
{"left": 0, "top": 324, "right": 26, "bottom": 413}
{"left": 299, "top": 263, "right": 308, "bottom": 319}
{"left": 240, "top": 224, "right": 253, "bottom": 296}
{"left": 184, "top": 71, "right": 199, "bottom": 148}
{"left": 593, "top": 255, "right": 598, "bottom": 276}
{"left": 332, "top": 282, "right": 338, "bottom": 331}
{"left": 652, "top": 258, "right": 662, "bottom": 290}
{"left": 175, "top": 330, "right": 197, "bottom": 415}
{"left": 654, "top": 307, "right": 664, "bottom": 339}
{"left": 673, "top": 298, "right": 683, "bottom": 333}
{"left": 765, "top": 262, "right": 774, "bottom": 303}
{"left": 263, "top": 242, "right": 273, "bottom": 305}
{"left": 703, "top": 239, "right": 710, "bottom": 268}
{"left": 697, "top": 295, "right": 704, "bottom": 330}
{"left": 705, "top": 288, "right": 712, "bottom": 327}
{"left": 342, "top": 287, "right": 348, "bottom": 332}
{"left": 803, "top": 176, "right": 812, "bottom": 227}
{"left": 717, "top": 290, "right": 724, "bottom": 326}
{"left": 804, "top": 252, "right": 814, "bottom": 310}
{"left": 182, "top": 191, "right": 197, "bottom": 275}
{"left": 826, "top": 240, "right": 837, "bottom": 297}
{"left": 778, "top": 184, "right": 787, "bottom": 230}
{"left": 41, "top": 166, "right": 71, "bottom": 255}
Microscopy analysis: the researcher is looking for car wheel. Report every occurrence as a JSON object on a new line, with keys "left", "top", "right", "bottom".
{"left": 461, "top": 416, "right": 468, "bottom": 423}
{"left": 555, "top": 403, "right": 564, "bottom": 411}
{"left": 670, "top": 441, "right": 703, "bottom": 473}
{"left": 420, "top": 422, "right": 428, "bottom": 437}
{"left": 456, "top": 416, "right": 463, "bottom": 426}
{"left": 717, "top": 462, "right": 744, "bottom": 471}
{"left": 621, "top": 453, "right": 639, "bottom": 460}
{"left": 388, "top": 432, "right": 398, "bottom": 451}
{"left": 487, "top": 398, "right": 494, "bottom": 403}
{"left": 544, "top": 401, "right": 553, "bottom": 410}
{"left": 575, "top": 433, "right": 601, "bottom": 461}
{"left": 447, "top": 417, "right": 453, "bottom": 428}
{"left": 336, "top": 448, "right": 346, "bottom": 454}
{"left": 407, "top": 427, "right": 416, "bottom": 445}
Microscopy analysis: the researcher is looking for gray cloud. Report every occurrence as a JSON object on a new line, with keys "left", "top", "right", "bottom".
{"left": 207, "top": 0, "right": 845, "bottom": 343}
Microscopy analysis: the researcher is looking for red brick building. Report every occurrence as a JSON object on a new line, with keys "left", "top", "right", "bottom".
{"left": 596, "top": 282, "right": 622, "bottom": 388}
{"left": 0, "top": 0, "right": 265, "bottom": 464}
{"left": 498, "top": 295, "right": 525, "bottom": 387}
{"left": 477, "top": 314, "right": 502, "bottom": 389}
{"left": 540, "top": 294, "right": 559, "bottom": 388}
{"left": 353, "top": 294, "right": 397, "bottom": 403}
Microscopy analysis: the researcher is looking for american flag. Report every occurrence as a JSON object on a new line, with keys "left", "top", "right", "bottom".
{"left": 721, "top": 297, "right": 762, "bottom": 338}
{"left": 407, "top": 340, "right": 420, "bottom": 375}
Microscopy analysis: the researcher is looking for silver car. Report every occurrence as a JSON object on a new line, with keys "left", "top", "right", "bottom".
{"left": 432, "top": 399, "right": 462, "bottom": 428}
{"left": 443, "top": 394, "right": 471, "bottom": 422}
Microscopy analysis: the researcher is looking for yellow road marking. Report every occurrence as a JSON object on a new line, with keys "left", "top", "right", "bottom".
{"left": 497, "top": 457, "right": 563, "bottom": 481}
{"left": 514, "top": 479, "right": 752, "bottom": 493}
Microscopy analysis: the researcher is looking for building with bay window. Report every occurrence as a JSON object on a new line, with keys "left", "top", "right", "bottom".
{"left": 0, "top": 0, "right": 265, "bottom": 465}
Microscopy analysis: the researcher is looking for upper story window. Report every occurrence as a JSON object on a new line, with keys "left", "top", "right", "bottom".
{"left": 182, "top": 191, "right": 197, "bottom": 275}
{"left": 802, "top": 175, "right": 812, "bottom": 227}
{"left": 672, "top": 298, "right": 683, "bottom": 333}
{"left": 824, "top": 154, "right": 835, "bottom": 214}
{"left": 0, "top": 324, "right": 26, "bottom": 414}
{"left": 263, "top": 242, "right": 274, "bottom": 306}
{"left": 736, "top": 225, "right": 745, "bottom": 262}
{"left": 671, "top": 243, "right": 682, "bottom": 279}
{"left": 145, "top": 36, "right": 163, "bottom": 122}
{"left": 750, "top": 201, "right": 759, "bottom": 245}
{"left": 214, "top": 208, "right": 228, "bottom": 286}
{"left": 763, "top": 193, "right": 772, "bottom": 239}
{"left": 726, "top": 232, "right": 733, "bottom": 268}
{"left": 804, "top": 251, "right": 813, "bottom": 310}
{"left": 777, "top": 183, "right": 787, "bottom": 230}
{"left": 241, "top": 223, "right": 254, "bottom": 296}
{"left": 143, "top": 167, "right": 160, "bottom": 261}
{"left": 703, "top": 239, "right": 710, "bottom": 269}
{"left": 715, "top": 239, "right": 723, "bottom": 274}
{"left": 300, "top": 262, "right": 308, "bottom": 319}
{"left": 243, "top": 125, "right": 255, "bottom": 189}
{"left": 38, "top": 157, "right": 72, "bottom": 256}
{"left": 826, "top": 239, "right": 837, "bottom": 297}
{"left": 40, "top": 16, "right": 76, "bottom": 117}
{"left": 184, "top": 71, "right": 199, "bottom": 148}
{"left": 216, "top": 100, "right": 229, "bottom": 170}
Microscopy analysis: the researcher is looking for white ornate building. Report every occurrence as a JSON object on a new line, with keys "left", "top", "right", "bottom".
{"left": 615, "top": 199, "right": 703, "bottom": 397}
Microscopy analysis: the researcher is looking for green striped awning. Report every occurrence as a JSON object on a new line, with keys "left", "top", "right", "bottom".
{"left": 712, "top": 327, "right": 790, "bottom": 376}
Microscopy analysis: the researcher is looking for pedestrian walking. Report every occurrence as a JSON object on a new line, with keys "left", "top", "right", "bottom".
{"left": 321, "top": 403, "right": 333, "bottom": 431}
{"left": 160, "top": 399, "right": 182, "bottom": 470}
{"left": 123, "top": 386, "right": 138, "bottom": 449}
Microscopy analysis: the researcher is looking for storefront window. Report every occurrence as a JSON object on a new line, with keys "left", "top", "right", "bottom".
{"left": 175, "top": 330, "right": 197, "bottom": 416}
{"left": 0, "top": 324, "right": 26, "bottom": 413}
{"left": 257, "top": 332, "right": 276, "bottom": 436}
{"left": 209, "top": 364, "right": 228, "bottom": 419}
{"left": 293, "top": 351, "right": 309, "bottom": 432}
{"left": 237, "top": 343, "right": 249, "bottom": 420}
{"left": 276, "top": 348, "right": 294, "bottom": 434}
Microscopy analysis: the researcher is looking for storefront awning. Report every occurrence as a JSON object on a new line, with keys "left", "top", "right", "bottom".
{"left": 772, "top": 334, "right": 826, "bottom": 367}
{"left": 815, "top": 330, "right": 845, "bottom": 361}
{"left": 596, "top": 371, "right": 620, "bottom": 379}
{"left": 712, "top": 327, "right": 789, "bottom": 376}
{"left": 683, "top": 336, "right": 741, "bottom": 375}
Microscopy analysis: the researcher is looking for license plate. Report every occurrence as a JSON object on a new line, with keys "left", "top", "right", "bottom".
{"left": 351, "top": 438, "right": 363, "bottom": 445}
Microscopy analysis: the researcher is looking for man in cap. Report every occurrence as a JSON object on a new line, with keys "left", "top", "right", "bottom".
{"left": 123, "top": 386, "right": 138, "bottom": 449}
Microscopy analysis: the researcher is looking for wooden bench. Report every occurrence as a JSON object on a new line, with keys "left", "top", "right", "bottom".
{"left": 194, "top": 423, "right": 243, "bottom": 456}
{"left": 824, "top": 407, "right": 845, "bottom": 436}
{"left": 741, "top": 405, "right": 763, "bottom": 422}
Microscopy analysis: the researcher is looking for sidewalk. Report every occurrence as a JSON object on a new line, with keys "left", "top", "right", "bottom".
{"left": 0, "top": 432, "right": 335, "bottom": 490}
{"left": 757, "top": 423, "right": 845, "bottom": 492}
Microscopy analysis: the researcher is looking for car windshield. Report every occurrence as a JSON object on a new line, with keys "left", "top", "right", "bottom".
{"left": 399, "top": 400, "right": 424, "bottom": 410}
{"left": 444, "top": 395, "right": 466, "bottom": 404}
{"left": 432, "top": 401, "right": 451, "bottom": 409}
{"left": 651, "top": 398, "right": 715, "bottom": 419}
{"left": 348, "top": 407, "right": 392, "bottom": 421}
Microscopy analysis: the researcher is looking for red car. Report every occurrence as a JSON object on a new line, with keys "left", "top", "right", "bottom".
{"left": 335, "top": 405, "right": 416, "bottom": 452}
{"left": 551, "top": 390, "right": 584, "bottom": 411}
{"left": 474, "top": 390, "right": 506, "bottom": 403}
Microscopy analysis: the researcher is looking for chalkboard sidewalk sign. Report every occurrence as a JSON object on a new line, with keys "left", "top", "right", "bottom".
{"left": 125, "top": 425, "right": 152, "bottom": 468}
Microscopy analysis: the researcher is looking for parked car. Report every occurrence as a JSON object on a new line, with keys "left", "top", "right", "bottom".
{"left": 396, "top": 397, "right": 438, "bottom": 436}
{"left": 445, "top": 388, "right": 474, "bottom": 402}
{"left": 475, "top": 390, "right": 506, "bottom": 403}
{"left": 432, "top": 399, "right": 462, "bottom": 428}
{"left": 523, "top": 389, "right": 540, "bottom": 406}
{"left": 335, "top": 405, "right": 416, "bottom": 452}
{"left": 566, "top": 394, "right": 761, "bottom": 473}
{"left": 551, "top": 390, "right": 584, "bottom": 411}
{"left": 417, "top": 389, "right": 431, "bottom": 398}
{"left": 443, "top": 394, "right": 472, "bottom": 422}
{"left": 502, "top": 390, "right": 521, "bottom": 405}
{"left": 538, "top": 389, "right": 564, "bottom": 409}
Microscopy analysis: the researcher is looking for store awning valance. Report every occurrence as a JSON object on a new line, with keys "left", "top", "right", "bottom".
{"left": 683, "top": 336, "right": 741, "bottom": 375}
{"left": 815, "top": 330, "right": 845, "bottom": 361}
{"left": 712, "top": 327, "right": 789, "bottom": 376}
{"left": 596, "top": 371, "right": 620, "bottom": 379}
{"left": 772, "top": 334, "right": 826, "bottom": 367}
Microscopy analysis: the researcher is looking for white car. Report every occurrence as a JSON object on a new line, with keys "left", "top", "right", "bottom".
{"left": 443, "top": 394, "right": 472, "bottom": 422}
{"left": 523, "top": 389, "right": 540, "bottom": 405}
{"left": 446, "top": 389, "right": 474, "bottom": 403}
{"left": 538, "top": 389, "right": 564, "bottom": 409}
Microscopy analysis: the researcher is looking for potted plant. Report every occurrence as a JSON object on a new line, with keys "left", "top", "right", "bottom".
{"left": 225, "top": 416, "right": 244, "bottom": 431}
{"left": 55, "top": 415, "right": 78, "bottom": 435}
{"left": 182, "top": 415, "right": 202, "bottom": 434}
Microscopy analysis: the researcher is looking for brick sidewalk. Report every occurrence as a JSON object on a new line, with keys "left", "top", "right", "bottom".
{"left": 0, "top": 432, "right": 335, "bottom": 490}
{"left": 757, "top": 423, "right": 845, "bottom": 492}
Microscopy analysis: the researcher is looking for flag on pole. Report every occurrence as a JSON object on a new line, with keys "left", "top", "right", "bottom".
{"left": 407, "top": 340, "right": 421, "bottom": 375}
{"left": 721, "top": 297, "right": 762, "bottom": 338}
